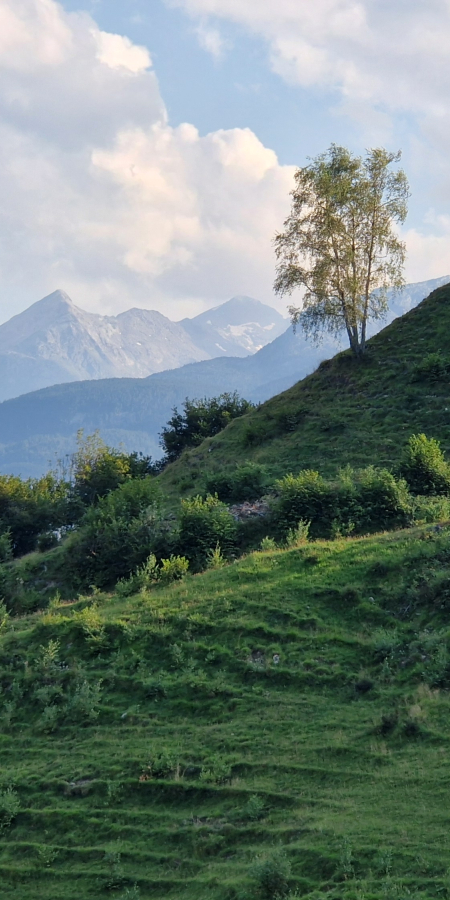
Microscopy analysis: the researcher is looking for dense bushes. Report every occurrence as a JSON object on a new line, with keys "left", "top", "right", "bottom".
{"left": 399, "top": 433, "right": 450, "bottom": 495}
{"left": 205, "top": 463, "right": 269, "bottom": 502}
{"left": 273, "top": 466, "right": 411, "bottom": 539}
{"left": 64, "top": 478, "right": 171, "bottom": 589}
{"left": 178, "top": 494, "right": 237, "bottom": 571}
{"left": 160, "top": 393, "right": 254, "bottom": 463}
{"left": 0, "top": 473, "right": 70, "bottom": 556}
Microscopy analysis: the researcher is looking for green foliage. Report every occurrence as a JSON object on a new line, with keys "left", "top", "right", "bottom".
{"left": 275, "top": 144, "right": 408, "bottom": 355}
{"left": 206, "top": 462, "right": 270, "bottom": 502}
{"left": 412, "top": 351, "right": 450, "bottom": 382}
{"left": 260, "top": 536, "right": 278, "bottom": 551}
{"left": 160, "top": 392, "right": 254, "bottom": 463}
{"left": 0, "top": 471, "right": 69, "bottom": 556}
{"left": 284, "top": 519, "right": 310, "bottom": 548}
{"left": 116, "top": 554, "right": 159, "bottom": 597}
{"left": 0, "top": 786, "right": 20, "bottom": 830}
{"left": 355, "top": 466, "right": 411, "bottom": 531}
{"left": 178, "top": 494, "right": 237, "bottom": 571}
{"left": 66, "top": 477, "right": 167, "bottom": 589}
{"left": 71, "top": 430, "right": 133, "bottom": 505}
{"left": 242, "top": 794, "right": 266, "bottom": 821}
{"left": 400, "top": 433, "right": 450, "bottom": 495}
{"left": 36, "top": 530, "right": 59, "bottom": 552}
{"left": 158, "top": 555, "right": 189, "bottom": 584}
{"left": 274, "top": 466, "right": 411, "bottom": 539}
{"left": 273, "top": 470, "right": 337, "bottom": 539}
{"left": 2, "top": 528, "right": 450, "bottom": 895}
{"left": 0, "top": 531, "right": 12, "bottom": 563}
{"left": 158, "top": 284, "right": 450, "bottom": 501}
{"left": 206, "top": 543, "right": 226, "bottom": 569}
{"left": 250, "top": 848, "right": 291, "bottom": 898}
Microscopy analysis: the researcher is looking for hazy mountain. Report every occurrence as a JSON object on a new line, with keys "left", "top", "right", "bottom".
{"left": 0, "top": 290, "right": 286, "bottom": 402}
{"left": 180, "top": 295, "right": 287, "bottom": 357}
{"left": 0, "top": 276, "right": 447, "bottom": 477}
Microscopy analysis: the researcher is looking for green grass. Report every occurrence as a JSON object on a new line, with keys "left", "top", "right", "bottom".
{"left": 159, "top": 283, "right": 450, "bottom": 498}
{"left": 3, "top": 524, "right": 450, "bottom": 897}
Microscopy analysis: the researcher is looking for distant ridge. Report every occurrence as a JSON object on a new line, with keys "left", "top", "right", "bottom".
{"left": 0, "top": 276, "right": 447, "bottom": 478}
{"left": 0, "top": 291, "right": 287, "bottom": 402}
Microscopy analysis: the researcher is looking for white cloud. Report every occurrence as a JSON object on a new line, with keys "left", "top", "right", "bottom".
{"left": 195, "top": 22, "right": 227, "bottom": 58}
{"left": 169, "top": 0, "right": 450, "bottom": 287}
{"left": 0, "top": 0, "right": 295, "bottom": 322}
{"left": 169, "top": 0, "right": 450, "bottom": 120}
{"left": 93, "top": 30, "right": 152, "bottom": 73}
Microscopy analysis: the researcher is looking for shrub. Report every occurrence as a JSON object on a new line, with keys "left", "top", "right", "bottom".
{"left": 0, "top": 786, "right": 20, "bottom": 830}
{"left": 67, "top": 679, "right": 102, "bottom": 723}
{"left": 158, "top": 555, "right": 189, "bottom": 584}
{"left": 206, "top": 462, "right": 269, "bottom": 503}
{"left": 273, "top": 470, "right": 335, "bottom": 539}
{"left": 206, "top": 543, "right": 226, "bottom": 569}
{"left": 354, "top": 467, "right": 411, "bottom": 531}
{"left": 0, "top": 532, "right": 12, "bottom": 563}
{"left": 160, "top": 393, "right": 254, "bottom": 462}
{"left": 178, "top": 494, "right": 237, "bottom": 571}
{"left": 412, "top": 351, "right": 449, "bottom": 382}
{"left": 411, "top": 494, "right": 450, "bottom": 524}
{"left": 37, "top": 531, "right": 59, "bottom": 552}
{"left": 250, "top": 848, "right": 291, "bottom": 899}
{"left": 284, "top": 519, "right": 310, "bottom": 548}
{"left": 116, "top": 554, "right": 159, "bottom": 597}
{"left": 65, "top": 478, "right": 171, "bottom": 589}
{"left": 400, "top": 433, "right": 450, "bottom": 495}
{"left": 260, "top": 536, "right": 277, "bottom": 551}
{"left": 242, "top": 794, "right": 265, "bottom": 821}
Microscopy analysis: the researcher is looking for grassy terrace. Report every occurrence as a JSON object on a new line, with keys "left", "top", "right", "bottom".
{"left": 159, "top": 283, "right": 450, "bottom": 498}
{"left": 2, "top": 525, "right": 450, "bottom": 898}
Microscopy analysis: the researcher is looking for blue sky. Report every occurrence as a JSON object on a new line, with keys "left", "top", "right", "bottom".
{"left": 0, "top": 0, "right": 449, "bottom": 322}
{"left": 60, "top": 0, "right": 355, "bottom": 165}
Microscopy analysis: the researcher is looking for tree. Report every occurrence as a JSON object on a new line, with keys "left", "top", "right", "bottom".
{"left": 274, "top": 145, "right": 409, "bottom": 356}
{"left": 160, "top": 393, "right": 254, "bottom": 463}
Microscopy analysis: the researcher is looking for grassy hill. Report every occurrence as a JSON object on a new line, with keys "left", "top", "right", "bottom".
{"left": 159, "top": 282, "right": 450, "bottom": 497}
{"left": 2, "top": 524, "right": 450, "bottom": 898}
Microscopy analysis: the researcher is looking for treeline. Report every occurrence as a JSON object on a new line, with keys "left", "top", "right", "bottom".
{"left": 1, "top": 429, "right": 450, "bottom": 615}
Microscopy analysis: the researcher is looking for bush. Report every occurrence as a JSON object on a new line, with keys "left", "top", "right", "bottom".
{"left": 412, "top": 351, "right": 449, "bottom": 382}
{"left": 65, "top": 478, "right": 171, "bottom": 589}
{"left": 160, "top": 393, "right": 254, "bottom": 463}
{"left": 178, "top": 494, "right": 237, "bottom": 571}
{"left": 250, "top": 848, "right": 291, "bottom": 899}
{"left": 116, "top": 554, "right": 159, "bottom": 597}
{"left": 400, "top": 433, "right": 450, "bottom": 495}
{"left": 0, "top": 786, "right": 20, "bottom": 830}
{"left": 284, "top": 520, "right": 310, "bottom": 548}
{"left": 260, "top": 536, "right": 277, "bottom": 551}
{"left": 158, "top": 555, "right": 189, "bottom": 584}
{"left": 206, "top": 462, "right": 269, "bottom": 502}
{"left": 273, "top": 470, "right": 336, "bottom": 539}
{"left": 273, "top": 466, "right": 411, "bottom": 539}
{"left": 37, "top": 531, "right": 59, "bottom": 552}
{"left": 354, "top": 467, "right": 411, "bottom": 532}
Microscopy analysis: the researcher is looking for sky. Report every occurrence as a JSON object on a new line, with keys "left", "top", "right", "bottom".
{"left": 1, "top": 0, "right": 450, "bottom": 323}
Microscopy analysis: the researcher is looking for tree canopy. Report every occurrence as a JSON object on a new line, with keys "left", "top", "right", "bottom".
{"left": 160, "top": 393, "right": 254, "bottom": 463}
{"left": 274, "top": 145, "right": 409, "bottom": 356}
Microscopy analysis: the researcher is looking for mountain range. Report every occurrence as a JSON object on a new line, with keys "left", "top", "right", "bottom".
{"left": 0, "top": 291, "right": 288, "bottom": 402}
{"left": 0, "top": 275, "right": 448, "bottom": 478}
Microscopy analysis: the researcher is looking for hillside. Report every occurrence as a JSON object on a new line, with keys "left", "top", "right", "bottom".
{"left": 160, "top": 281, "right": 450, "bottom": 496}
{"left": 0, "top": 277, "right": 446, "bottom": 479}
{"left": 2, "top": 526, "right": 450, "bottom": 898}
{"left": 0, "top": 291, "right": 287, "bottom": 402}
